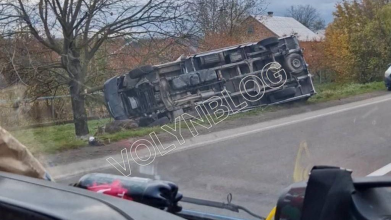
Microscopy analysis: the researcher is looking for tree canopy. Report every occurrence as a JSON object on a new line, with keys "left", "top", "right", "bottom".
{"left": 325, "top": 0, "right": 391, "bottom": 83}
{"left": 0, "top": 0, "right": 192, "bottom": 136}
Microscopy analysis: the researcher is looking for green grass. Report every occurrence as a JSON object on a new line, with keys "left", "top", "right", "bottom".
{"left": 99, "top": 126, "right": 159, "bottom": 143}
{"left": 11, "top": 117, "right": 164, "bottom": 154}
{"left": 309, "top": 81, "right": 384, "bottom": 103}
{"left": 11, "top": 81, "right": 385, "bottom": 154}
{"left": 11, "top": 118, "right": 111, "bottom": 154}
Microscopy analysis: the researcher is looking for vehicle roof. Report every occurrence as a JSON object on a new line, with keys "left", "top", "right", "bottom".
{"left": 0, "top": 171, "right": 184, "bottom": 220}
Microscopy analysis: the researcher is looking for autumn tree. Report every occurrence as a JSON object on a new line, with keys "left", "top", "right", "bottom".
{"left": 299, "top": 41, "right": 329, "bottom": 83}
{"left": 325, "top": 0, "right": 391, "bottom": 83}
{"left": 0, "top": 0, "right": 191, "bottom": 136}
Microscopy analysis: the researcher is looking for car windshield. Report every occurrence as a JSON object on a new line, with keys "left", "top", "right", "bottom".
{"left": 0, "top": 0, "right": 390, "bottom": 219}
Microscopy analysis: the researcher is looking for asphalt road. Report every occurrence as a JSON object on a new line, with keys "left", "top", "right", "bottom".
{"left": 58, "top": 94, "right": 391, "bottom": 219}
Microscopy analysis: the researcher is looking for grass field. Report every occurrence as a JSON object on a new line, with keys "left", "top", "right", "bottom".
{"left": 11, "top": 118, "right": 109, "bottom": 154}
{"left": 11, "top": 81, "right": 386, "bottom": 154}
{"left": 309, "top": 81, "right": 384, "bottom": 103}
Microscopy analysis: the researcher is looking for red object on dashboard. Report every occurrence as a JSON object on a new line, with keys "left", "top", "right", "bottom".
{"left": 87, "top": 179, "right": 133, "bottom": 201}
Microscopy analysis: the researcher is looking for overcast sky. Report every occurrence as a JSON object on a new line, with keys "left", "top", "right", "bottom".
{"left": 266, "top": 0, "right": 340, "bottom": 24}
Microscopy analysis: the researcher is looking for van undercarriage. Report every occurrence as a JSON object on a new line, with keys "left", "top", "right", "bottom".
{"left": 104, "top": 36, "right": 316, "bottom": 126}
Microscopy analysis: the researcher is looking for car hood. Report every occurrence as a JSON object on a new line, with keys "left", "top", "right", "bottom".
{"left": 0, "top": 171, "right": 184, "bottom": 220}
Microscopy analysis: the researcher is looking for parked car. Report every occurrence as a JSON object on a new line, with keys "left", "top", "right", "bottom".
{"left": 104, "top": 36, "right": 316, "bottom": 126}
{"left": 385, "top": 64, "right": 391, "bottom": 91}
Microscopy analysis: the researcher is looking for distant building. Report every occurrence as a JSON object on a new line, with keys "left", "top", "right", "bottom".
{"left": 243, "top": 12, "right": 322, "bottom": 42}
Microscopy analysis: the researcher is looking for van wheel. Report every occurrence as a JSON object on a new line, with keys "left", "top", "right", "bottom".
{"left": 285, "top": 53, "right": 305, "bottom": 74}
{"left": 387, "top": 87, "right": 391, "bottom": 91}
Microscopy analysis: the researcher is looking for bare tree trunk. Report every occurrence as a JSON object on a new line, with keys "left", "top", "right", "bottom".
{"left": 69, "top": 79, "right": 89, "bottom": 136}
{"left": 62, "top": 50, "right": 89, "bottom": 137}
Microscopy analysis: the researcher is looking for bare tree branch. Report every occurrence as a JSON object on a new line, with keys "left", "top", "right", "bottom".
{"left": 0, "top": 0, "right": 194, "bottom": 135}
{"left": 285, "top": 4, "right": 326, "bottom": 31}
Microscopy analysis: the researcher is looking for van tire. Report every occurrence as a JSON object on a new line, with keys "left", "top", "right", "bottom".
{"left": 285, "top": 53, "right": 305, "bottom": 74}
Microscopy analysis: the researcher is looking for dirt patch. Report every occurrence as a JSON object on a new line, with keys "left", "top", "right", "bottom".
{"left": 40, "top": 90, "right": 389, "bottom": 167}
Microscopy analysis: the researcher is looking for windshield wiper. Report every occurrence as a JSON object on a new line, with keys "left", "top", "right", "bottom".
{"left": 181, "top": 194, "right": 265, "bottom": 220}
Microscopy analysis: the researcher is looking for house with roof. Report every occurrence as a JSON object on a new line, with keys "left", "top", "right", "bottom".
{"left": 243, "top": 12, "right": 322, "bottom": 42}
{"left": 316, "top": 29, "right": 326, "bottom": 39}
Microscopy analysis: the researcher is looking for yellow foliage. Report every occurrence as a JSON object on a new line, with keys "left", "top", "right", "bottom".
{"left": 325, "top": 0, "right": 391, "bottom": 83}
{"left": 324, "top": 25, "right": 354, "bottom": 82}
